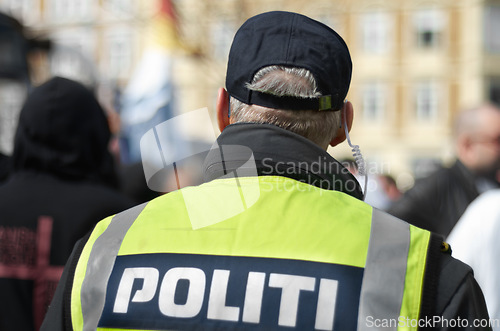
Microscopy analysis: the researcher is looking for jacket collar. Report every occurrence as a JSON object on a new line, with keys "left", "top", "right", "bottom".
{"left": 452, "top": 159, "right": 498, "bottom": 194}
{"left": 203, "top": 123, "right": 364, "bottom": 200}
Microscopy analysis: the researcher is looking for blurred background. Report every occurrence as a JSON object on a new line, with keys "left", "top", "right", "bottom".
{"left": 0, "top": 0, "right": 499, "bottom": 192}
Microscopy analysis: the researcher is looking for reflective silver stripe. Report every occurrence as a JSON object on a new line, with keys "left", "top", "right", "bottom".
{"left": 357, "top": 208, "right": 410, "bottom": 331}
{"left": 80, "top": 203, "right": 148, "bottom": 331}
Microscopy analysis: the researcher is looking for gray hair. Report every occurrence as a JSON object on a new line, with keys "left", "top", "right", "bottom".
{"left": 230, "top": 66, "right": 342, "bottom": 148}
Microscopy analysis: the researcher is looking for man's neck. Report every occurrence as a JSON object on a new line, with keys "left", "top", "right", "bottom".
{"left": 203, "top": 123, "right": 364, "bottom": 200}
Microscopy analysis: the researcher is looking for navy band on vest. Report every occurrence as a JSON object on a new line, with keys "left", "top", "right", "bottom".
{"left": 99, "top": 253, "right": 363, "bottom": 330}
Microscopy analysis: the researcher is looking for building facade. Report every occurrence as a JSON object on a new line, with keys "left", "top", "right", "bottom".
{"left": 1, "top": 0, "right": 499, "bottom": 188}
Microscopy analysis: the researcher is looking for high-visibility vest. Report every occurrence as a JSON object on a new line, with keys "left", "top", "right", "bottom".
{"left": 70, "top": 176, "right": 430, "bottom": 331}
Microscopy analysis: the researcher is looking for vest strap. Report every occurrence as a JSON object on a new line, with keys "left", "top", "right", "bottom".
{"left": 357, "top": 209, "right": 410, "bottom": 330}
{"left": 79, "top": 203, "right": 148, "bottom": 331}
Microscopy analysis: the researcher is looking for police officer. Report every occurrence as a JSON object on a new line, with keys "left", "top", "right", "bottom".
{"left": 42, "top": 11, "right": 490, "bottom": 330}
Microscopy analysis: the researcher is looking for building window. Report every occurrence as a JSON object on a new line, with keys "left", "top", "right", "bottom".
{"left": 47, "top": 0, "right": 91, "bottom": 21}
{"left": 415, "top": 81, "right": 438, "bottom": 121}
{"left": 101, "top": 0, "right": 134, "bottom": 18}
{"left": 484, "top": 5, "right": 500, "bottom": 53}
{"left": 108, "top": 0, "right": 133, "bottom": 16}
{"left": 413, "top": 9, "right": 445, "bottom": 49}
{"left": 106, "top": 32, "right": 132, "bottom": 79}
{"left": 360, "top": 11, "right": 391, "bottom": 54}
{"left": 362, "top": 82, "right": 386, "bottom": 121}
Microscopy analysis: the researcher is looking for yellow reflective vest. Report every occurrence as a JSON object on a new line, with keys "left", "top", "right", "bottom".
{"left": 70, "top": 176, "right": 431, "bottom": 330}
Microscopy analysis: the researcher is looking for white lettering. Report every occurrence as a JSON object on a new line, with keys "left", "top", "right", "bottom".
{"left": 315, "top": 278, "right": 338, "bottom": 330}
{"left": 242, "top": 272, "right": 266, "bottom": 323}
{"left": 112, "top": 266, "right": 342, "bottom": 328}
{"left": 268, "top": 273, "right": 316, "bottom": 327}
{"left": 207, "top": 269, "right": 240, "bottom": 321}
{"left": 365, "top": 315, "right": 374, "bottom": 327}
{"left": 113, "top": 267, "right": 159, "bottom": 313}
{"left": 158, "top": 267, "right": 206, "bottom": 318}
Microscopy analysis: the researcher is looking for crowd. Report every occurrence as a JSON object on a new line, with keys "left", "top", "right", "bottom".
{"left": 0, "top": 9, "right": 499, "bottom": 331}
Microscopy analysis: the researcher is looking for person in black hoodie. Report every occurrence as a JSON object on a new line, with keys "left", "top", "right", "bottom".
{"left": 0, "top": 76, "right": 135, "bottom": 331}
{"left": 0, "top": 152, "right": 11, "bottom": 182}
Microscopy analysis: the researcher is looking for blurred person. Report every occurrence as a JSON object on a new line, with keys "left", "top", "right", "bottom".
{"left": 379, "top": 174, "right": 402, "bottom": 207}
{"left": 389, "top": 103, "right": 500, "bottom": 237}
{"left": 340, "top": 158, "right": 400, "bottom": 211}
{"left": 447, "top": 189, "right": 500, "bottom": 328}
{"left": 96, "top": 82, "right": 162, "bottom": 204}
{"left": 42, "top": 12, "right": 489, "bottom": 330}
{"left": 0, "top": 77, "right": 135, "bottom": 331}
{"left": 365, "top": 174, "right": 402, "bottom": 211}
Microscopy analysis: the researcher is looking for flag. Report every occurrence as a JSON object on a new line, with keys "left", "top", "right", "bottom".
{"left": 119, "top": 0, "right": 182, "bottom": 164}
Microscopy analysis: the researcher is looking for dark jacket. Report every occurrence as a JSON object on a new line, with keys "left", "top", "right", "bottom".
{"left": 0, "top": 77, "right": 135, "bottom": 331}
{"left": 41, "top": 123, "right": 490, "bottom": 330}
{"left": 0, "top": 152, "right": 10, "bottom": 183}
{"left": 388, "top": 160, "right": 496, "bottom": 237}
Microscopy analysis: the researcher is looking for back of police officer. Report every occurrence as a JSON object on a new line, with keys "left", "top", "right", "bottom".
{"left": 42, "top": 11, "right": 490, "bottom": 331}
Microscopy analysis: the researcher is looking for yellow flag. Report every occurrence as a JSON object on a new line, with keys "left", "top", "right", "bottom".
{"left": 147, "top": 0, "right": 181, "bottom": 51}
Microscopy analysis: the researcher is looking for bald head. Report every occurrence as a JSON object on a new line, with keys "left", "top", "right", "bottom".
{"left": 455, "top": 104, "right": 499, "bottom": 137}
{"left": 454, "top": 103, "right": 500, "bottom": 177}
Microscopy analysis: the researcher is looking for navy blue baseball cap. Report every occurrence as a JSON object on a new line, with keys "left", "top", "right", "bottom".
{"left": 226, "top": 11, "right": 352, "bottom": 111}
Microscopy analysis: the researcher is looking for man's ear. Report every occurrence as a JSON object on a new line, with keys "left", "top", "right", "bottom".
{"left": 456, "top": 134, "right": 475, "bottom": 168}
{"left": 330, "top": 101, "right": 354, "bottom": 147}
{"left": 216, "top": 87, "right": 230, "bottom": 132}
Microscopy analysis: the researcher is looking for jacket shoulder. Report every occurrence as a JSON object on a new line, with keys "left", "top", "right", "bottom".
{"left": 435, "top": 251, "right": 474, "bottom": 311}
{"left": 430, "top": 242, "right": 490, "bottom": 324}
